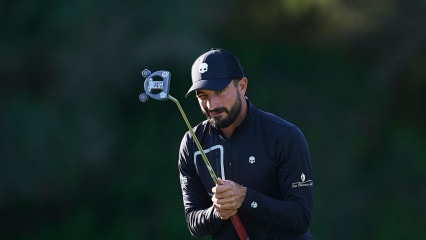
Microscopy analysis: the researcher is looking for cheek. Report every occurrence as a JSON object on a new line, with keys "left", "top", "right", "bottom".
{"left": 198, "top": 99, "right": 206, "bottom": 109}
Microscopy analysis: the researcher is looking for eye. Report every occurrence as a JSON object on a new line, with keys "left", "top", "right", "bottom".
{"left": 196, "top": 93, "right": 207, "bottom": 100}
{"left": 215, "top": 88, "right": 226, "bottom": 95}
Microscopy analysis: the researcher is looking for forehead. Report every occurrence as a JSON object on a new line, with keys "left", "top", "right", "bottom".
{"left": 195, "top": 88, "right": 214, "bottom": 95}
{"left": 195, "top": 81, "right": 234, "bottom": 95}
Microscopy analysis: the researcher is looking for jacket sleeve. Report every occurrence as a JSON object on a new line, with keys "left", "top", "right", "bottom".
{"left": 178, "top": 131, "right": 225, "bottom": 238}
{"left": 240, "top": 126, "right": 314, "bottom": 233}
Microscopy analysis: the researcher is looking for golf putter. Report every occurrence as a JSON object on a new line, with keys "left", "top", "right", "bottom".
{"left": 139, "top": 69, "right": 250, "bottom": 240}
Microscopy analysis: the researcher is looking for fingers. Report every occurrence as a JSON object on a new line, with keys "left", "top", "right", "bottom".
{"left": 212, "top": 180, "right": 245, "bottom": 201}
{"left": 212, "top": 178, "right": 228, "bottom": 195}
{"left": 214, "top": 208, "right": 237, "bottom": 220}
{"left": 217, "top": 177, "right": 225, "bottom": 185}
{"left": 212, "top": 196, "right": 240, "bottom": 211}
{"left": 211, "top": 179, "right": 247, "bottom": 219}
{"left": 212, "top": 178, "right": 233, "bottom": 194}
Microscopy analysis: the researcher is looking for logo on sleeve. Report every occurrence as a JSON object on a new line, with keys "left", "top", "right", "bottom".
{"left": 292, "top": 172, "right": 313, "bottom": 188}
{"left": 180, "top": 175, "right": 188, "bottom": 186}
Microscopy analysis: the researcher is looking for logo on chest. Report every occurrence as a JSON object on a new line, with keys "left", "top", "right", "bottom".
{"left": 194, "top": 144, "right": 225, "bottom": 179}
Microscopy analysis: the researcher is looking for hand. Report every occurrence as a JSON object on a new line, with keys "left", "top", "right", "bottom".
{"left": 211, "top": 178, "right": 247, "bottom": 220}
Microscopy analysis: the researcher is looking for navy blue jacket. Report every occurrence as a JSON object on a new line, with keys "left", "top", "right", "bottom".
{"left": 178, "top": 100, "right": 314, "bottom": 239}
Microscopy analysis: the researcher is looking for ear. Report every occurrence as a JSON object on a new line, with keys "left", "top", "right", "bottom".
{"left": 238, "top": 77, "right": 248, "bottom": 95}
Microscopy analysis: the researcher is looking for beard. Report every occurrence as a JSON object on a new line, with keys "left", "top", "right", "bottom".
{"left": 202, "top": 91, "right": 242, "bottom": 129}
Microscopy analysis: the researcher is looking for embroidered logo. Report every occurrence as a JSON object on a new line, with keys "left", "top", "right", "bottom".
{"left": 249, "top": 156, "right": 255, "bottom": 164}
{"left": 180, "top": 176, "right": 188, "bottom": 186}
{"left": 291, "top": 172, "right": 313, "bottom": 188}
{"left": 199, "top": 63, "right": 208, "bottom": 73}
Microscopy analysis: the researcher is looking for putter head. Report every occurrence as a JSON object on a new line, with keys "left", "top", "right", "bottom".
{"left": 139, "top": 69, "right": 171, "bottom": 102}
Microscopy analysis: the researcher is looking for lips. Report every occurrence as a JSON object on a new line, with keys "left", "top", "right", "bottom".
{"left": 209, "top": 110, "right": 222, "bottom": 118}
{"left": 208, "top": 108, "right": 225, "bottom": 118}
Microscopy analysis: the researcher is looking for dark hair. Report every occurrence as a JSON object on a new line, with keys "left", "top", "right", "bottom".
{"left": 232, "top": 79, "right": 241, "bottom": 86}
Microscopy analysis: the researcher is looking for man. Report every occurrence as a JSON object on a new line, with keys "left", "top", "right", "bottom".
{"left": 178, "top": 48, "right": 314, "bottom": 239}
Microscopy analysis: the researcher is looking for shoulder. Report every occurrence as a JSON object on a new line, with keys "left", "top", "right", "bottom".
{"left": 255, "top": 108, "right": 294, "bottom": 127}
{"left": 251, "top": 106, "right": 306, "bottom": 141}
{"left": 253, "top": 107, "right": 297, "bottom": 130}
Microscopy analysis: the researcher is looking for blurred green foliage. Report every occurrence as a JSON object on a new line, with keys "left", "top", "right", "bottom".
{"left": 1, "top": 0, "right": 425, "bottom": 239}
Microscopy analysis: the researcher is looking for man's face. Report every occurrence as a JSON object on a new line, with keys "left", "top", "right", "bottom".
{"left": 196, "top": 81, "right": 242, "bottom": 129}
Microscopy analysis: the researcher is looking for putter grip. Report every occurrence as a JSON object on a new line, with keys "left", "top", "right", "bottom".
{"left": 231, "top": 214, "right": 249, "bottom": 240}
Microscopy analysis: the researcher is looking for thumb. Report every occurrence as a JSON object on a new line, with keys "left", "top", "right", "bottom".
{"left": 217, "top": 177, "right": 225, "bottom": 185}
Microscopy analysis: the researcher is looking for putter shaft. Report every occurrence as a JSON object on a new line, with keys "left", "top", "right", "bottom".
{"left": 168, "top": 95, "right": 218, "bottom": 184}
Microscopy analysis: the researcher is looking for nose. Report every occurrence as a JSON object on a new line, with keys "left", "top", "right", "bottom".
{"left": 206, "top": 95, "right": 219, "bottom": 110}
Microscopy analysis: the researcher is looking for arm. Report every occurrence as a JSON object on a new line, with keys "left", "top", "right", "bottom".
{"left": 178, "top": 132, "right": 225, "bottom": 238}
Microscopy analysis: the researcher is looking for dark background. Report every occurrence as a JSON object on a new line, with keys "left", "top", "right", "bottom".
{"left": 1, "top": 0, "right": 425, "bottom": 239}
